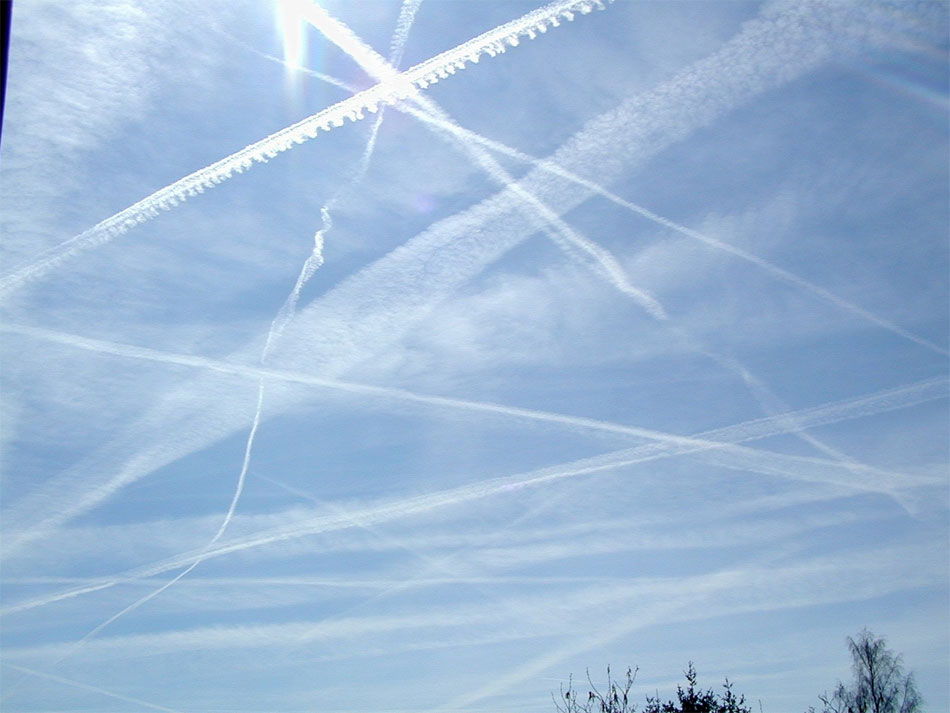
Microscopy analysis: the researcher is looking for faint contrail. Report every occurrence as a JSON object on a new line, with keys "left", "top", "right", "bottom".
{"left": 3, "top": 375, "right": 943, "bottom": 616}
{"left": 398, "top": 112, "right": 948, "bottom": 355}
{"left": 0, "top": 323, "right": 850, "bottom": 464}
{"left": 5, "top": 323, "right": 924, "bottom": 494}
{"left": 4, "top": 544, "right": 938, "bottom": 665}
{"left": 3, "top": 0, "right": 937, "bottom": 561}
{"left": 441, "top": 542, "right": 945, "bottom": 710}
{"left": 0, "top": 0, "right": 611, "bottom": 297}
{"left": 1, "top": 663, "right": 182, "bottom": 713}
{"left": 389, "top": 0, "right": 424, "bottom": 67}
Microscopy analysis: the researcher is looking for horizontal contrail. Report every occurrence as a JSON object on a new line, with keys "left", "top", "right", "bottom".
{"left": 4, "top": 0, "right": 941, "bottom": 563}
{"left": 295, "top": 4, "right": 933, "bottom": 527}
{"left": 2, "top": 324, "right": 924, "bottom": 492}
{"left": 3, "top": 544, "right": 939, "bottom": 664}
{"left": 0, "top": 0, "right": 611, "bottom": 297}
{"left": 3, "top": 374, "right": 943, "bottom": 616}
{"left": 441, "top": 541, "right": 946, "bottom": 709}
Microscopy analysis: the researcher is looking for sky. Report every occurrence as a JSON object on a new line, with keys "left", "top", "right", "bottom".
{"left": 0, "top": 1, "right": 947, "bottom": 712}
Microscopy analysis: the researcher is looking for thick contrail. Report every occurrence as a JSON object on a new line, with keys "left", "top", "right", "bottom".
{"left": 1, "top": 663, "right": 183, "bottom": 713}
{"left": 299, "top": 0, "right": 666, "bottom": 319}
{"left": 0, "top": 0, "right": 611, "bottom": 297}
{"left": 3, "top": 375, "right": 943, "bottom": 616}
{"left": 4, "top": 0, "right": 936, "bottom": 562}
{"left": 294, "top": 1, "right": 934, "bottom": 494}
{"left": 26, "top": 0, "right": 436, "bottom": 677}
{"left": 268, "top": 51, "right": 948, "bottom": 357}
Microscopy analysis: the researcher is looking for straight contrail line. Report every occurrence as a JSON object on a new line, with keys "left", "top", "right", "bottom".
{"left": 1, "top": 663, "right": 182, "bottom": 713}
{"left": 260, "top": 49, "right": 948, "bottom": 357}
{"left": 27, "top": 0, "right": 434, "bottom": 680}
{"left": 4, "top": 0, "right": 941, "bottom": 562}
{"left": 300, "top": 0, "right": 666, "bottom": 318}
{"left": 0, "top": 0, "right": 611, "bottom": 297}
{"left": 6, "top": 322, "right": 927, "bottom": 491}
{"left": 3, "top": 375, "right": 943, "bottom": 616}
{"left": 288, "top": 1, "right": 929, "bottom": 504}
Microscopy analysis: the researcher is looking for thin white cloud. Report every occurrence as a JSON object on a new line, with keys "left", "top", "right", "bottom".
{"left": 0, "top": 0, "right": 614, "bottom": 298}
{"left": 4, "top": 0, "right": 910, "bottom": 559}
{"left": 4, "top": 543, "right": 940, "bottom": 667}
{"left": 4, "top": 374, "right": 942, "bottom": 617}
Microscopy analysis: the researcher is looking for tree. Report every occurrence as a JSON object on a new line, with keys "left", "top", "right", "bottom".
{"left": 809, "top": 629, "right": 921, "bottom": 713}
{"left": 554, "top": 666, "right": 638, "bottom": 713}
{"left": 553, "top": 663, "right": 752, "bottom": 713}
{"left": 643, "top": 663, "right": 752, "bottom": 713}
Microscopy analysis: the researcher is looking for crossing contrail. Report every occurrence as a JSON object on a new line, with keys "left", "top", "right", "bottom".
{"left": 266, "top": 47, "right": 948, "bottom": 357}
{"left": 3, "top": 0, "right": 937, "bottom": 563}
{"left": 299, "top": 0, "right": 667, "bottom": 318}
{"left": 2, "top": 374, "right": 943, "bottom": 616}
{"left": 0, "top": 0, "right": 611, "bottom": 298}
{"left": 1, "top": 663, "right": 183, "bottom": 713}
{"left": 296, "top": 0, "right": 924, "bottom": 523}
{"left": 22, "top": 0, "right": 438, "bottom": 678}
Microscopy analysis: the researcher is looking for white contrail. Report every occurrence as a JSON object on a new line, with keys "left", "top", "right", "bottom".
{"left": 1, "top": 663, "right": 182, "bottom": 713}
{"left": 3, "top": 544, "right": 939, "bottom": 666}
{"left": 0, "top": 0, "right": 611, "bottom": 297}
{"left": 439, "top": 543, "right": 946, "bottom": 710}
{"left": 4, "top": 323, "right": 926, "bottom": 493}
{"left": 299, "top": 0, "right": 666, "bottom": 318}
{"left": 3, "top": 0, "right": 935, "bottom": 561}
{"left": 389, "top": 0, "right": 424, "bottom": 68}
{"left": 305, "top": 1, "right": 930, "bottom": 528}
{"left": 30, "top": 0, "right": 435, "bottom": 675}
{"left": 268, "top": 0, "right": 421, "bottom": 347}
{"left": 296, "top": 1, "right": 931, "bottom": 498}
{"left": 3, "top": 375, "right": 943, "bottom": 616}
{"left": 397, "top": 111, "right": 948, "bottom": 355}
{"left": 262, "top": 47, "right": 948, "bottom": 357}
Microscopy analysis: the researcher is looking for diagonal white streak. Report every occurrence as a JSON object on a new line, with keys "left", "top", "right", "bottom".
{"left": 2, "top": 0, "right": 937, "bottom": 561}
{"left": 21, "top": 0, "right": 433, "bottom": 680}
{"left": 1, "top": 663, "right": 183, "bottom": 713}
{"left": 3, "top": 323, "right": 934, "bottom": 495}
{"left": 297, "top": 1, "right": 928, "bottom": 512}
{"left": 263, "top": 46, "right": 948, "bottom": 357}
{"left": 0, "top": 0, "right": 611, "bottom": 297}
{"left": 3, "top": 544, "right": 941, "bottom": 665}
{"left": 301, "top": 0, "right": 666, "bottom": 318}
{"left": 2, "top": 375, "right": 943, "bottom": 617}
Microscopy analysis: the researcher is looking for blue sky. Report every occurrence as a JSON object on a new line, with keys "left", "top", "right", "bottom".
{"left": 0, "top": 1, "right": 947, "bottom": 711}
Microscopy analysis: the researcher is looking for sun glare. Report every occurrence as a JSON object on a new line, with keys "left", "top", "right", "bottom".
{"left": 275, "top": 0, "right": 310, "bottom": 104}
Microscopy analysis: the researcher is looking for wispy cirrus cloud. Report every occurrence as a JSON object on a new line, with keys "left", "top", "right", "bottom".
{"left": 1, "top": 0, "right": 946, "bottom": 709}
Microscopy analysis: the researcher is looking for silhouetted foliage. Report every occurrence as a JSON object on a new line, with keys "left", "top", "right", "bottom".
{"left": 808, "top": 629, "right": 921, "bottom": 713}
{"left": 644, "top": 663, "right": 752, "bottom": 713}
{"left": 554, "top": 666, "right": 638, "bottom": 713}
{"left": 553, "top": 663, "right": 751, "bottom": 713}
